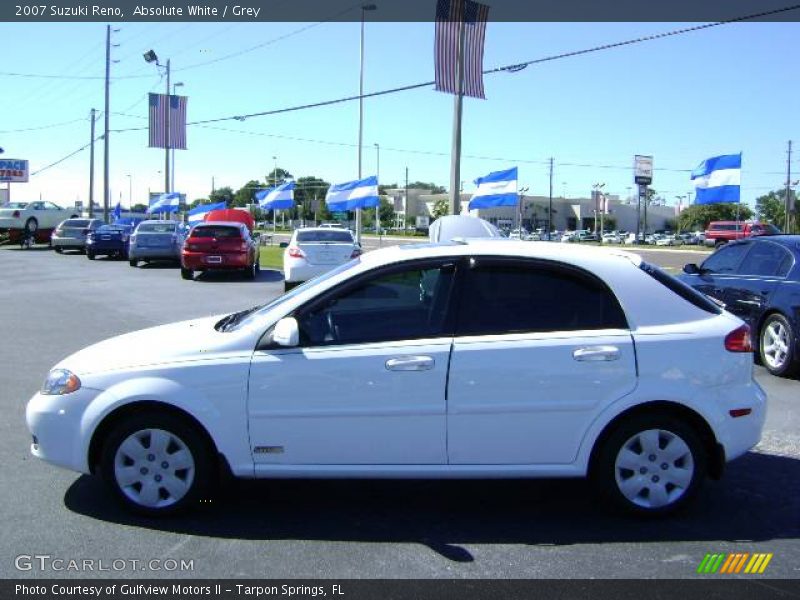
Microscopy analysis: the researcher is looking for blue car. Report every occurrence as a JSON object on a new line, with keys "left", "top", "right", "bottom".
{"left": 86, "top": 223, "right": 136, "bottom": 260}
{"left": 679, "top": 235, "right": 800, "bottom": 377}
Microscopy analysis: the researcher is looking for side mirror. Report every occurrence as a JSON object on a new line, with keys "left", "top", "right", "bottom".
{"left": 683, "top": 263, "right": 700, "bottom": 275}
{"left": 279, "top": 242, "right": 288, "bottom": 248}
{"left": 271, "top": 317, "right": 299, "bottom": 347}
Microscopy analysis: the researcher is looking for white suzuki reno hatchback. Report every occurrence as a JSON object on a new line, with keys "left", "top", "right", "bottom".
{"left": 27, "top": 241, "right": 766, "bottom": 516}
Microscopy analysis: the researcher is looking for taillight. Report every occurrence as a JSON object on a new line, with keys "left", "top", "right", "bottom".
{"left": 350, "top": 248, "right": 362, "bottom": 259}
{"left": 725, "top": 325, "right": 753, "bottom": 352}
{"left": 12, "top": 210, "right": 20, "bottom": 218}
{"left": 288, "top": 247, "right": 305, "bottom": 258}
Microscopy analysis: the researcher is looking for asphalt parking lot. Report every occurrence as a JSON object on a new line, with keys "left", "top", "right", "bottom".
{"left": 1, "top": 243, "right": 798, "bottom": 579}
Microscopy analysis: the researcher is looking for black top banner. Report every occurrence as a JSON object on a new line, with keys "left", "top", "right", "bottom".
{"left": 2, "top": 0, "right": 800, "bottom": 22}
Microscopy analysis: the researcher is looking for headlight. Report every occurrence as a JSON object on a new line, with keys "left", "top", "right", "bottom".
{"left": 41, "top": 369, "right": 81, "bottom": 396}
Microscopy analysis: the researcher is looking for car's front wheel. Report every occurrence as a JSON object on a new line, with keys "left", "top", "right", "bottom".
{"left": 593, "top": 414, "right": 706, "bottom": 516}
{"left": 100, "top": 413, "right": 214, "bottom": 515}
{"left": 129, "top": 258, "right": 138, "bottom": 267}
{"left": 180, "top": 267, "right": 194, "bottom": 280}
{"left": 87, "top": 250, "right": 96, "bottom": 260}
{"left": 55, "top": 247, "right": 63, "bottom": 254}
{"left": 760, "top": 313, "right": 797, "bottom": 377}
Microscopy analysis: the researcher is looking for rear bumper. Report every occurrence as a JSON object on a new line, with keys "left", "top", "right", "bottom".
{"left": 712, "top": 380, "right": 768, "bottom": 462}
{"left": 130, "top": 245, "right": 180, "bottom": 260}
{"left": 182, "top": 251, "right": 251, "bottom": 270}
{"left": 52, "top": 235, "right": 86, "bottom": 248}
{"left": 284, "top": 261, "right": 340, "bottom": 283}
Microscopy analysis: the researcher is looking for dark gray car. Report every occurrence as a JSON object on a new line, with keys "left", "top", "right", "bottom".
{"left": 128, "top": 220, "right": 186, "bottom": 267}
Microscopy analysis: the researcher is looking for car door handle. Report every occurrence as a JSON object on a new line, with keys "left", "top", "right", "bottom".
{"left": 385, "top": 356, "right": 435, "bottom": 371}
{"left": 572, "top": 346, "right": 621, "bottom": 362}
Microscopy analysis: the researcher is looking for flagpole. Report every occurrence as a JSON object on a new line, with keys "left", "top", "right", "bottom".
{"left": 449, "top": 1, "right": 466, "bottom": 217}
{"left": 165, "top": 58, "right": 171, "bottom": 195}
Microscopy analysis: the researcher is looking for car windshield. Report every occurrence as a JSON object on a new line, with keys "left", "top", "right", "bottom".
{"left": 191, "top": 226, "right": 241, "bottom": 238}
{"left": 138, "top": 223, "right": 177, "bottom": 233}
{"left": 97, "top": 225, "right": 123, "bottom": 232}
{"left": 219, "top": 259, "right": 362, "bottom": 332}
{"left": 296, "top": 230, "right": 354, "bottom": 243}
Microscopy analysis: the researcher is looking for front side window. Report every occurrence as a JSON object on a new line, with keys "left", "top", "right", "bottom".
{"left": 701, "top": 243, "right": 751, "bottom": 273}
{"left": 456, "top": 260, "right": 628, "bottom": 336}
{"left": 296, "top": 263, "right": 455, "bottom": 346}
{"left": 738, "top": 242, "right": 794, "bottom": 277}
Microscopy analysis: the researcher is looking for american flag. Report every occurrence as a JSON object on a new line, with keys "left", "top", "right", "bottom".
{"left": 148, "top": 93, "right": 188, "bottom": 150}
{"left": 435, "top": 0, "right": 489, "bottom": 99}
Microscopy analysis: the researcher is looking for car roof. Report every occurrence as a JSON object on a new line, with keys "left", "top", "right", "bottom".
{"left": 294, "top": 227, "right": 353, "bottom": 234}
{"left": 193, "top": 221, "right": 244, "bottom": 228}
{"left": 730, "top": 234, "right": 800, "bottom": 250}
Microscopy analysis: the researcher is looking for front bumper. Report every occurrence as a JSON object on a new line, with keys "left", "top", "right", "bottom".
{"left": 26, "top": 387, "right": 103, "bottom": 474}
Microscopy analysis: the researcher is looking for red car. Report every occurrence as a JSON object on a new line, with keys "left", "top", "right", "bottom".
{"left": 704, "top": 220, "right": 779, "bottom": 248}
{"left": 181, "top": 222, "right": 260, "bottom": 280}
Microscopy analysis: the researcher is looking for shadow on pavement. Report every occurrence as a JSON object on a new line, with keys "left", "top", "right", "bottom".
{"left": 193, "top": 269, "right": 283, "bottom": 283}
{"left": 64, "top": 451, "right": 800, "bottom": 562}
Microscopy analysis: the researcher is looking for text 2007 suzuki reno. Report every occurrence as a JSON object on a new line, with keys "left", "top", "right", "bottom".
{"left": 27, "top": 241, "right": 766, "bottom": 516}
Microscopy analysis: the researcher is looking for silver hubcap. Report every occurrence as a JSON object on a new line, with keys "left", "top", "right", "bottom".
{"left": 762, "top": 320, "right": 790, "bottom": 370}
{"left": 614, "top": 429, "right": 694, "bottom": 509}
{"left": 113, "top": 428, "right": 195, "bottom": 508}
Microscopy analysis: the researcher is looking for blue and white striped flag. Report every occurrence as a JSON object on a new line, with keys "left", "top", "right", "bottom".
{"left": 112, "top": 202, "right": 122, "bottom": 222}
{"left": 147, "top": 192, "right": 181, "bottom": 213}
{"left": 691, "top": 153, "right": 741, "bottom": 204}
{"left": 468, "top": 167, "right": 518, "bottom": 208}
{"left": 325, "top": 176, "right": 379, "bottom": 211}
{"left": 256, "top": 181, "right": 296, "bottom": 210}
{"left": 187, "top": 201, "right": 226, "bottom": 224}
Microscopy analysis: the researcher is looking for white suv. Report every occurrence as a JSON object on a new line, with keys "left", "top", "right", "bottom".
{"left": 27, "top": 241, "right": 766, "bottom": 516}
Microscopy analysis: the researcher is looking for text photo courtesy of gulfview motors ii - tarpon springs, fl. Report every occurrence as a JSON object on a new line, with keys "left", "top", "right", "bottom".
{"left": 1, "top": 0, "right": 800, "bottom": 598}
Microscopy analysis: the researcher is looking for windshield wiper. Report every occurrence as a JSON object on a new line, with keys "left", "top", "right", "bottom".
{"left": 215, "top": 305, "right": 263, "bottom": 332}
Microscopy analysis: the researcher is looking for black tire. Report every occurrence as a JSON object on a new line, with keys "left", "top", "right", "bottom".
{"left": 129, "top": 258, "right": 138, "bottom": 267}
{"left": 87, "top": 251, "right": 96, "bottom": 260}
{"left": 714, "top": 240, "right": 726, "bottom": 249}
{"left": 591, "top": 413, "right": 707, "bottom": 516}
{"left": 99, "top": 412, "right": 215, "bottom": 516}
{"left": 245, "top": 259, "right": 259, "bottom": 280}
{"left": 24, "top": 218, "right": 38, "bottom": 233}
{"left": 181, "top": 267, "right": 194, "bottom": 280}
{"left": 55, "top": 247, "right": 63, "bottom": 254}
{"left": 759, "top": 313, "right": 798, "bottom": 377}
{"left": 284, "top": 280, "right": 296, "bottom": 292}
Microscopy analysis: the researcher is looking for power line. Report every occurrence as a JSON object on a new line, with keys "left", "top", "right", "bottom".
{"left": 29, "top": 137, "right": 101, "bottom": 177}
{"left": 0, "top": 118, "right": 86, "bottom": 133}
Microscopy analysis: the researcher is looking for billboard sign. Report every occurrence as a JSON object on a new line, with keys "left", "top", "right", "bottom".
{"left": 634, "top": 155, "right": 653, "bottom": 185}
{"left": 0, "top": 159, "right": 29, "bottom": 182}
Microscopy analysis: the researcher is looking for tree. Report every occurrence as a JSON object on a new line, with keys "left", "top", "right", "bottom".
{"left": 756, "top": 189, "right": 797, "bottom": 232}
{"left": 131, "top": 203, "right": 149, "bottom": 213}
{"left": 378, "top": 183, "right": 398, "bottom": 195}
{"left": 266, "top": 168, "right": 293, "bottom": 187}
{"left": 188, "top": 198, "right": 208, "bottom": 209}
{"left": 677, "top": 203, "right": 753, "bottom": 232}
{"left": 431, "top": 198, "right": 449, "bottom": 219}
{"left": 233, "top": 180, "right": 263, "bottom": 208}
{"left": 409, "top": 181, "right": 446, "bottom": 194}
{"left": 209, "top": 186, "right": 234, "bottom": 206}
{"left": 295, "top": 176, "right": 330, "bottom": 221}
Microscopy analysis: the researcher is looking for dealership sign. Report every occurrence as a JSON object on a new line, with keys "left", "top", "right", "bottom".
{"left": 0, "top": 159, "right": 29, "bottom": 182}
{"left": 634, "top": 155, "right": 653, "bottom": 185}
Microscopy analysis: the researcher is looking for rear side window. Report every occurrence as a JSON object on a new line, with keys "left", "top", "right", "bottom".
{"left": 191, "top": 226, "right": 241, "bottom": 239}
{"left": 297, "top": 230, "right": 354, "bottom": 243}
{"left": 738, "top": 242, "right": 794, "bottom": 277}
{"left": 640, "top": 262, "right": 721, "bottom": 314}
{"left": 456, "top": 260, "right": 628, "bottom": 336}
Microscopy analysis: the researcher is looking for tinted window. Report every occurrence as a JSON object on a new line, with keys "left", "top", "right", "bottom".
{"left": 297, "top": 230, "right": 354, "bottom": 243}
{"left": 457, "top": 261, "right": 628, "bottom": 335}
{"left": 738, "top": 242, "right": 794, "bottom": 277}
{"left": 701, "top": 243, "right": 751, "bottom": 273}
{"left": 138, "top": 223, "right": 177, "bottom": 233}
{"left": 97, "top": 225, "right": 123, "bottom": 232}
{"left": 640, "top": 262, "right": 721, "bottom": 314}
{"left": 751, "top": 223, "right": 780, "bottom": 234}
{"left": 190, "top": 226, "right": 241, "bottom": 239}
{"left": 63, "top": 219, "right": 89, "bottom": 227}
{"left": 710, "top": 223, "right": 739, "bottom": 231}
{"left": 297, "top": 264, "right": 455, "bottom": 346}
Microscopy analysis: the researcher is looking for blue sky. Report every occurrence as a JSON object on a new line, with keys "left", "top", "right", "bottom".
{"left": 1, "top": 18, "right": 798, "bottom": 210}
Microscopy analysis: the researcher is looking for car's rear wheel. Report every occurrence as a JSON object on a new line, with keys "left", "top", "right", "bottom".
{"left": 245, "top": 259, "right": 259, "bottom": 280}
{"left": 593, "top": 414, "right": 706, "bottom": 516}
{"left": 100, "top": 413, "right": 214, "bottom": 516}
{"left": 714, "top": 240, "right": 726, "bottom": 249}
{"left": 129, "top": 258, "right": 138, "bottom": 267}
{"left": 760, "top": 313, "right": 798, "bottom": 377}
{"left": 181, "top": 267, "right": 194, "bottom": 280}
{"left": 24, "top": 218, "right": 38, "bottom": 233}
{"left": 55, "top": 247, "right": 63, "bottom": 254}
{"left": 87, "top": 250, "right": 96, "bottom": 260}
{"left": 284, "top": 280, "right": 296, "bottom": 292}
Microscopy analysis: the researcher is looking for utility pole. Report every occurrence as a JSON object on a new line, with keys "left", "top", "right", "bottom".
{"left": 548, "top": 157, "right": 553, "bottom": 240}
{"left": 103, "top": 25, "right": 111, "bottom": 223}
{"left": 404, "top": 166, "right": 409, "bottom": 236}
{"left": 88, "top": 108, "right": 96, "bottom": 218}
{"left": 449, "top": 7, "right": 466, "bottom": 217}
{"left": 785, "top": 140, "right": 793, "bottom": 233}
{"left": 164, "top": 59, "right": 171, "bottom": 195}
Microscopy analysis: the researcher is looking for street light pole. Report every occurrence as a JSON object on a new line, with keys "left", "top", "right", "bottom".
{"left": 171, "top": 82, "right": 183, "bottom": 195}
{"left": 356, "top": 4, "right": 377, "bottom": 245}
{"left": 374, "top": 142, "right": 380, "bottom": 242}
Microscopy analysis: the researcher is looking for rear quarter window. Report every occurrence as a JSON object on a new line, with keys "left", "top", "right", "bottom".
{"left": 639, "top": 262, "right": 721, "bottom": 314}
